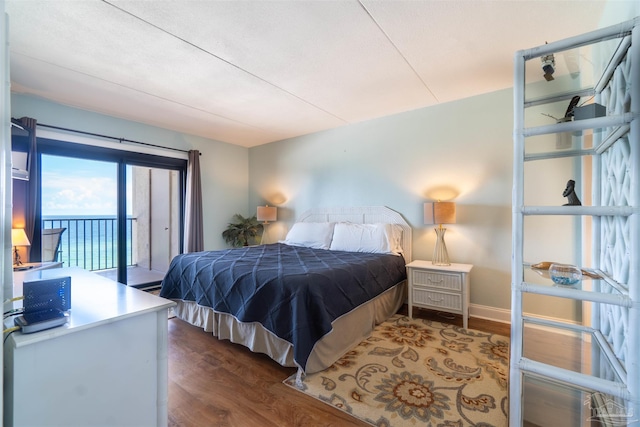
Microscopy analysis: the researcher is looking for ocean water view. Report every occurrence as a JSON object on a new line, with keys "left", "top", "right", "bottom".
{"left": 43, "top": 215, "right": 135, "bottom": 271}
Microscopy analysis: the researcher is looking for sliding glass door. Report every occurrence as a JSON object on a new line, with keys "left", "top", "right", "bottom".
{"left": 37, "top": 139, "right": 186, "bottom": 288}
{"left": 128, "top": 165, "right": 181, "bottom": 287}
{"left": 41, "top": 155, "right": 122, "bottom": 272}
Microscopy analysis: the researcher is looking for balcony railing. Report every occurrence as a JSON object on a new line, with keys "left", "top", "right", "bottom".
{"left": 43, "top": 217, "right": 136, "bottom": 271}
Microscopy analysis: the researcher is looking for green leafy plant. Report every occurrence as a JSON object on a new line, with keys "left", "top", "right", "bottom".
{"left": 222, "top": 214, "right": 264, "bottom": 247}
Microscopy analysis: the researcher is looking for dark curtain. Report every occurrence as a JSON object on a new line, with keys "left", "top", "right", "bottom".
{"left": 184, "top": 150, "right": 204, "bottom": 253}
{"left": 19, "top": 117, "right": 38, "bottom": 259}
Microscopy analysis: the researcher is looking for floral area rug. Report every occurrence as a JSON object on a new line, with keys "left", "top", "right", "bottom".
{"left": 284, "top": 314, "right": 509, "bottom": 427}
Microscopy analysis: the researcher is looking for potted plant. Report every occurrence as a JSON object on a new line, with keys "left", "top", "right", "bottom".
{"left": 222, "top": 214, "right": 264, "bottom": 247}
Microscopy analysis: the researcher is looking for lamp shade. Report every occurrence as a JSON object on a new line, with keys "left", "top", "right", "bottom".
{"left": 424, "top": 202, "right": 456, "bottom": 225}
{"left": 11, "top": 228, "right": 31, "bottom": 247}
{"left": 257, "top": 205, "right": 277, "bottom": 223}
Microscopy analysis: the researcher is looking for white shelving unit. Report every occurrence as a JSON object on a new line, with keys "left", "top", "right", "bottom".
{"left": 511, "top": 18, "right": 639, "bottom": 426}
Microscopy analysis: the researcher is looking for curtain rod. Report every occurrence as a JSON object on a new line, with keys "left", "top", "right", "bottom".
{"left": 35, "top": 122, "right": 198, "bottom": 155}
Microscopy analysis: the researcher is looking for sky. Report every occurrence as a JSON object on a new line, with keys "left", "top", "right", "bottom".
{"left": 41, "top": 155, "right": 132, "bottom": 217}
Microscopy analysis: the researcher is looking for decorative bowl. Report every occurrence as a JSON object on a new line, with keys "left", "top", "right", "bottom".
{"left": 549, "top": 263, "right": 582, "bottom": 286}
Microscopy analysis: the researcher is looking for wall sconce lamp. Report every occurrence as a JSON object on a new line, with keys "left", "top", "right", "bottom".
{"left": 257, "top": 205, "right": 277, "bottom": 244}
{"left": 424, "top": 201, "right": 456, "bottom": 266}
{"left": 11, "top": 228, "right": 31, "bottom": 266}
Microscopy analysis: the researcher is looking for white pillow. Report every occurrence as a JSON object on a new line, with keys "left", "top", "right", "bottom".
{"left": 282, "top": 222, "right": 335, "bottom": 249}
{"left": 329, "top": 223, "right": 403, "bottom": 255}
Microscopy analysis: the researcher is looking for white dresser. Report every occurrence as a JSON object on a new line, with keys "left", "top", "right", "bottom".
{"left": 406, "top": 261, "right": 473, "bottom": 329}
{"left": 3, "top": 267, "right": 175, "bottom": 427}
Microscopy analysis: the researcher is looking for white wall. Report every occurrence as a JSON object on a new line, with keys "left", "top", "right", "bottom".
{"left": 1, "top": 2, "right": 9, "bottom": 295}
{"left": 600, "top": 1, "right": 640, "bottom": 27}
{"left": 2, "top": 0, "right": 9, "bottom": 421}
{"left": 11, "top": 94, "right": 249, "bottom": 250}
{"left": 249, "top": 89, "right": 517, "bottom": 316}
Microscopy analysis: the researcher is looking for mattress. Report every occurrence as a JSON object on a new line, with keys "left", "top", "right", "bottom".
{"left": 160, "top": 242, "right": 407, "bottom": 372}
{"left": 172, "top": 282, "right": 404, "bottom": 374}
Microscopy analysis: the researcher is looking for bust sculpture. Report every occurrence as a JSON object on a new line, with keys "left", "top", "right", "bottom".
{"left": 562, "top": 179, "right": 582, "bottom": 206}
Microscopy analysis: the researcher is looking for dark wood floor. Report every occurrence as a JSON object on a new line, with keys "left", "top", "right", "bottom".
{"left": 167, "top": 306, "right": 510, "bottom": 427}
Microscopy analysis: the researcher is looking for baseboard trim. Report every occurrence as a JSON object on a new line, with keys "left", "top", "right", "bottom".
{"left": 470, "top": 304, "right": 511, "bottom": 324}
{"left": 469, "top": 304, "right": 583, "bottom": 335}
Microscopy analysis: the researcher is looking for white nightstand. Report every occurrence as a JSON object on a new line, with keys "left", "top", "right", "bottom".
{"left": 406, "top": 260, "right": 473, "bottom": 329}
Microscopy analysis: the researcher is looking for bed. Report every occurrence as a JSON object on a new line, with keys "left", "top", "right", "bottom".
{"left": 160, "top": 206, "right": 412, "bottom": 374}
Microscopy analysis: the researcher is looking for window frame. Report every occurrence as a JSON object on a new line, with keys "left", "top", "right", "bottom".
{"left": 35, "top": 137, "right": 187, "bottom": 284}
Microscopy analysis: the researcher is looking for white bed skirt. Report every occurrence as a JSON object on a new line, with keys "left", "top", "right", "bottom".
{"left": 172, "top": 281, "right": 406, "bottom": 374}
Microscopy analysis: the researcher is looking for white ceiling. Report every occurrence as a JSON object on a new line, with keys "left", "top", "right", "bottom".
{"left": 6, "top": 0, "right": 616, "bottom": 147}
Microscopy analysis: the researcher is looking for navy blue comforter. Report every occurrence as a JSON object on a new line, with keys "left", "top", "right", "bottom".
{"left": 160, "top": 243, "right": 407, "bottom": 371}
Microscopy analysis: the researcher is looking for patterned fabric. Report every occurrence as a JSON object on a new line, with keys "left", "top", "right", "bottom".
{"left": 285, "top": 314, "right": 509, "bottom": 426}
{"left": 160, "top": 243, "right": 407, "bottom": 371}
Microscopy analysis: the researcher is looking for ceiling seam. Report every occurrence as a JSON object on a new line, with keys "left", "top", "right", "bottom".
{"left": 358, "top": 0, "right": 440, "bottom": 103}
{"left": 12, "top": 51, "right": 269, "bottom": 132}
{"left": 101, "top": 0, "right": 349, "bottom": 125}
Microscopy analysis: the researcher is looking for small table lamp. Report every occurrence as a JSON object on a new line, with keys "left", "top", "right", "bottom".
{"left": 11, "top": 228, "right": 31, "bottom": 266}
{"left": 257, "top": 205, "right": 277, "bottom": 244}
{"left": 257, "top": 205, "right": 277, "bottom": 224}
{"left": 424, "top": 201, "right": 456, "bottom": 266}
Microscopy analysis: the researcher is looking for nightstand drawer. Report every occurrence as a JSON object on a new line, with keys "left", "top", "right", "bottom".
{"left": 412, "top": 288, "right": 462, "bottom": 311}
{"left": 411, "top": 270, "right": 462, "bottom": 291}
